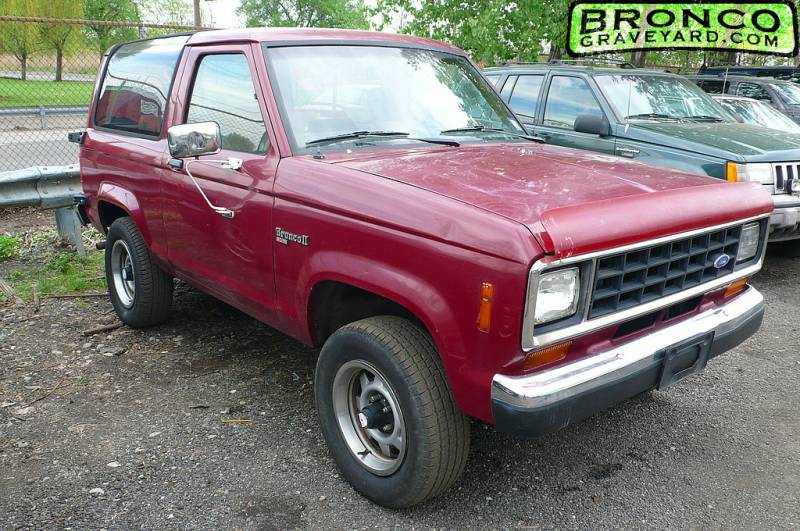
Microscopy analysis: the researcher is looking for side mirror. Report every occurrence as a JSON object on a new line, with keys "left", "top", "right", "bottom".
{"left": 574, "top": 113, "right": 611, "bottom": 136}
{"left": 168, "top": 122, "right": 221, "bottom": 158}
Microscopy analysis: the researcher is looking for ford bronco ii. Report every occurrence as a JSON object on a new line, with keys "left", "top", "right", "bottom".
{"left": 75, "top": 29, "right": 773, "bottom": 507}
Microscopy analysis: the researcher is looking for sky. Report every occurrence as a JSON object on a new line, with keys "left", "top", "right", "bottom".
{"left": 202, "top": 0, "right": 246, "bottom": 29}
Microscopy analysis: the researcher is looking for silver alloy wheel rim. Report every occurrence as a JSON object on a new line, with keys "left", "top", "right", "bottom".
{"left": 332, "top": 360, "right": 406, "bottom": 476}
{"left": 110, "top": 240, "right": 135, "bottom": 309}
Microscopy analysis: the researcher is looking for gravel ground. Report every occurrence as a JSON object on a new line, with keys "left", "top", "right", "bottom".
{"left": 1, "top": 225, "right": 798, "bottom": 529}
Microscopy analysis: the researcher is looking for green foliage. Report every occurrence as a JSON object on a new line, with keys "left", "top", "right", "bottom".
{"left": 138, "top": 0, "right": 194, "bottom": 26}
{"left": 83, "top": 0, "right": 141, "bottom": 55}
{"left": 0, "top": 0, "right": 41, "bottom": 78}
{"left": 374, "top": 0, "right": 570, "bottom": 65}
{"left": 0, "top": 235, "right": 20, "bottom": 261}
{"left": 237, "top": 0, "right": 369, "bottom": 29}
{"left": 0, "top": 78, "right": 94, "bottom": 107}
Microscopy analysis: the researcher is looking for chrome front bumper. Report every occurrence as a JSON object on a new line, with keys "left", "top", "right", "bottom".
{"left": 770, "top": 195, "right": 800, "bottom": 241}
{"left": 491, "top": 287, "right": 765, "bottom": 437}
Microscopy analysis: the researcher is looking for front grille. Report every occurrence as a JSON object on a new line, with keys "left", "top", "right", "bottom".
{"left": 772, "top": 162, "right": 799, "bottom": 194}
{"left": 588, "top": 226, "right": 742, "bottom": 319}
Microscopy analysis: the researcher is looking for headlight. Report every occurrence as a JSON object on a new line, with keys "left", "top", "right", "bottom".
{"left": 737, "top": 222, "right": 761, "bottom": 262}
{"left": 726, "top": 162, "right": 774, "bottom": 184}
{"left": 534, "top": 267, "right": 580, "bottom": 325}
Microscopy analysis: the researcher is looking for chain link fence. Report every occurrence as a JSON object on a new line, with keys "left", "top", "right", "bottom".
{"left": 0, "top": 16, "right": 201, "bottom": 172}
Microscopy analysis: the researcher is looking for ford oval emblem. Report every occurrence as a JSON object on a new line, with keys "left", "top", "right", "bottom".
{"left": 713, "top": 254, "right": 731, "bottom": 269}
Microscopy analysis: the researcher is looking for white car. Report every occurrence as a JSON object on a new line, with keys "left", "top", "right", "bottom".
{"left": 713, "top": 94, "right": 800, "bottom": 133}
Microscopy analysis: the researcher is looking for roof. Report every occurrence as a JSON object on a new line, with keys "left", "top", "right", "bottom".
{"left": 711, "top": 94, "right": 759, "bottom": 102}
{"left": 687, "top": 74, "right": 789, "bottom": 83}
{"left": 484, "top": 63, "right": 668, "bottom": 75}
{"left": 185, "top": 27, "right": 463, "bottom": 54}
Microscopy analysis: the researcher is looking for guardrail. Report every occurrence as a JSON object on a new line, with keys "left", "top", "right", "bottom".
{"left": 0, "top": 164, "right": 85, "bottom": 252}
{"left": 0, "top": 106, "right": 88, "bottom": 130}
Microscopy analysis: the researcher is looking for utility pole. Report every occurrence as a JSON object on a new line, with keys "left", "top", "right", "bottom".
{"left": 193, "top": 0, "right": 202, "bottom": 27}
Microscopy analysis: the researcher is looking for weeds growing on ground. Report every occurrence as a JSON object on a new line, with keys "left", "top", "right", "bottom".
{"left": 0, "top": 228, "right": 106, "bottom": 303}
{"left": 0, "top": 235, "right": 20, "bottom": 261}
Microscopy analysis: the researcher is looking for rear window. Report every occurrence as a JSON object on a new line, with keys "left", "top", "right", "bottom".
{"left": 94, "top": 35, "right": 189, "bottom": 137}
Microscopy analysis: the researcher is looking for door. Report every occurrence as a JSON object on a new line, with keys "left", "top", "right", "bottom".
{"left": 506, "top": 74, "right": 544, "bottom": 131}
{"left": 533, "top": 75, "right": 616, "bottom": 154}
{"left": 162, "top": 45, "right": 280, "bottom": 317}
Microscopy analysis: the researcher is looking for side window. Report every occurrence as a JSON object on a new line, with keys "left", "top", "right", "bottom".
{"left": 543, "top": 76, "right": 603, "bottom": 129}
{"left": 485, "top": 75, "right": 500, "bottom": 86}
{"left": 736, "top": 82, "right": 771, "bottom": 101}
{"left": 186, "top": 54, "right": 268, "bottom": 154}
{"left": 697, "top": 80, "right": 725, "bottom": 94}
{"left": 508, "top": 75, "right": 544, "bottom": 119}
{"left": 500, "top": 75, "right": 517, "bottom": 100}
{"left": 94, "top": 35, "right": 189, "bottom": 136}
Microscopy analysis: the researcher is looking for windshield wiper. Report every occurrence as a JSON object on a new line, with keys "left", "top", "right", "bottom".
{"left": 680, "top": 114, "right": 726, "bottom": 122}
{"left": 439, "top": 125, "right": 543, "bottom": 142}
{"left": 306, "top": 131, "right": 410, "bottom": 147}
{"left": 305, "top": 130, "right": 460, "bottom": 148}
{"left": 624, "top": 113, "right": 680, "bottom": 121}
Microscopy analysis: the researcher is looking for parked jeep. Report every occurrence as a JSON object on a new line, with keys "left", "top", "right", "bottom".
{"left": 75, "top": 30, "right": 773, "bottom": 507}
{"left": 485, "top": 62, "right": 800, "bottom": 242}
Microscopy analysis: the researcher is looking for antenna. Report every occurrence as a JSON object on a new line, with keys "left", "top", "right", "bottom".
{"left": 723, "top": 67, "right": 729, "bottom": 92}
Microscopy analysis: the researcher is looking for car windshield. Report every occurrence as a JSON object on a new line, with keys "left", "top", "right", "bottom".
{"left": 265, "top": 45, "right": 526, "bottom": 152}
{"left": 595, "top": 74, "right": 735, "bottom": 122}
{"left": 770, "top": 82, "right": 800, "bottom": 105}
{"left": 715, "top": 97, "right": 800, "bottom": 133}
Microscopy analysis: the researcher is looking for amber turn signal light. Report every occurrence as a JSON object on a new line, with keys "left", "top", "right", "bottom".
{"left": 724, "top": 277, "right": 749, "bottom": 298}
{"left": 523, "top": 341, "right": 571, "bottom": 371}
{"left": 476, "top": 282, "right": 493, "bottom": 333}
{"left": 725, "top": 162, "right": 739, "bottom": 183}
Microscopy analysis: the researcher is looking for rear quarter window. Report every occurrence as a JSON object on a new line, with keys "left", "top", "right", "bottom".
{"left": 94, "top": 35, "right": 189, "bottom": 137}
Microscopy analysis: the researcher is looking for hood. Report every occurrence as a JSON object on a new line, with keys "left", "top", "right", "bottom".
{"left": 627, "top": 121, "right": 800, "bottom": 161}
{"left": 328, "top": 143, "right": 774, "bottom": 257}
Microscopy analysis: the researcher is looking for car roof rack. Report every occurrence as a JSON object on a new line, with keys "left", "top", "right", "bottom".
{"left": 548, "top": 58, "right": 637, "bottom": 68}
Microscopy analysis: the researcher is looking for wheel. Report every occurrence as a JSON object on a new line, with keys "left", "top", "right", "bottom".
{"left": 105, "top": 217, "right": 173, "bottom": 327}
{"left": 315, "top": 316, "right": 470, "bottom": 508}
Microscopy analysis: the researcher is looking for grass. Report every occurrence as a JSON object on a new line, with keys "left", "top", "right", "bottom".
{"left": 0, "top": 235, "right": 20, "bottom": 261}
{"left": 0, "top": 78, "right": 94, "bottom": 108}
{"left": 0, "top": 228, "right": 106, "bottom": 303}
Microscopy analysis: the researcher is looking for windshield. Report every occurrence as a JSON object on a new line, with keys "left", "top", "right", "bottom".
{"left": 715, "top": 97, "right": 800, "bottom": 133}
{"left": 265, "top": 45, "right": 525, "bottom": 152}
{"left": 595, "top": 74, "right": 735, "bottom": 122}
{"left": 770, "top": 82, "right": 800, "bottom": 105}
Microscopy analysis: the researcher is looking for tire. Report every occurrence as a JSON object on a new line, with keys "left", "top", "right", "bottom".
{"left": 105, "top": 217, "right": 173, "bottom": 327}
{"left": 315, "top": 316, "right": 470, "bottom": 508}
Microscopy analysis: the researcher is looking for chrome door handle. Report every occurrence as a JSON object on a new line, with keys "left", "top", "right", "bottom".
{"left": 617, "top": 146, "right": 640, "bottom": 157}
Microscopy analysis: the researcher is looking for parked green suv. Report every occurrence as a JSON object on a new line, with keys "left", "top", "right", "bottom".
{"left": 484, "top": 62, "right": 800, "bottom": 242}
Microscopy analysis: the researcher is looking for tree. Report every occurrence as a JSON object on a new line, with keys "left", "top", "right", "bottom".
{"left": 0, "top": 0, "right": 40, "bottom": 80}
{"left": 84, "top": 0, "right": 141, "bottom": 55}
{"left": 374, "top": 0, "right": 569, "bottom": 66}
{"left": 37, "top": 0, "right": 84, "bottom": 81}
{"left": 138, "top": 0, "right": 194, "bottom": 26}
{"left": 237, "top": 0, "right": 369, "bottom": 29}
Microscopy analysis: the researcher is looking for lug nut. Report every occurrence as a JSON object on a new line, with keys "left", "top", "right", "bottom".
{"left": 369, "top": 395, "right": 380, "bottom": 403}
{"left": 382, "top": 406, "right": 391, "bottom": 413}
{"left": 382, "top": 424, "right": 392, "bottom": 431}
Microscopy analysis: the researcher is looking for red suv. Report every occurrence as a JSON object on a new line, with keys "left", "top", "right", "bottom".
{"left": 75, "top": 28, "right": 773, "bottom": 507}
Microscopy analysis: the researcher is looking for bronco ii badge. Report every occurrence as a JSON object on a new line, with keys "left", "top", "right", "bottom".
{"left": 275, "top": 227, "right": 310, "bottom": 246}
